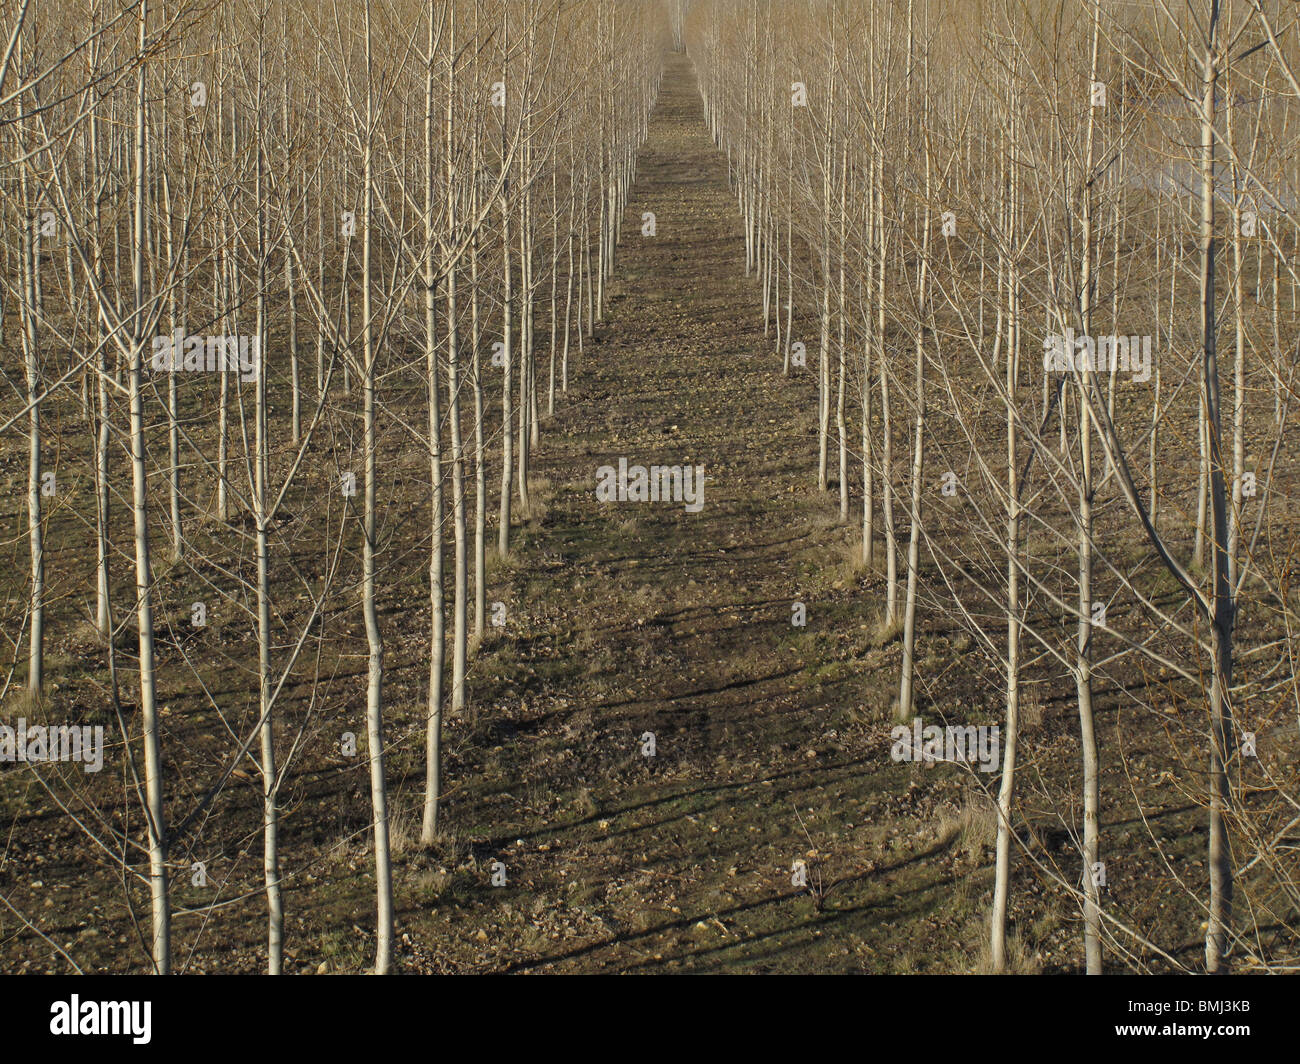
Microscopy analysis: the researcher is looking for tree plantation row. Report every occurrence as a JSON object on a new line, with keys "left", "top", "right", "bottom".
{"left": 689, "top": 0, "right": 1299, "bottom": 973}
{"left": 1, "top": 0, "right": 663, "bottom": 974}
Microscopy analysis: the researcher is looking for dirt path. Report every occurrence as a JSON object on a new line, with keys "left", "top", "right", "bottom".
{"left": 417, "top": 50, "right": 978, "bottom": 975}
